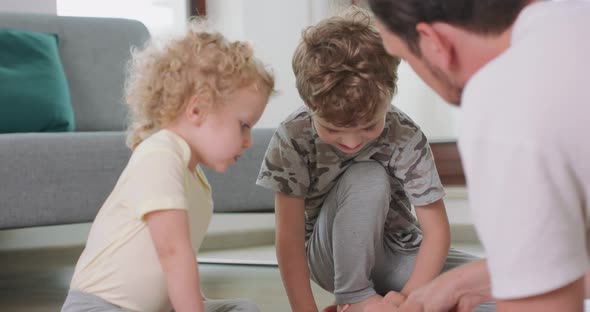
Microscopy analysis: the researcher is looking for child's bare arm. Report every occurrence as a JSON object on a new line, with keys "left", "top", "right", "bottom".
{"left": 146, "top": 209, "right": 204, "bottom": 312}
{"left": 275, "top": 192, "right": 318, "bottom": 312}
{"left": 401, "top": 198, "right": 451, "bottom": 295}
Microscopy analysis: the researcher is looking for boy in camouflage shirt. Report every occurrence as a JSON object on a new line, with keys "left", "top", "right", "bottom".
{"left": 256, "top": 7, "right": 482, "bottom": 312}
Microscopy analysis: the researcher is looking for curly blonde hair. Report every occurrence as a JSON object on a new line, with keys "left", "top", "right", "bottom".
{"left": 125, "top": 21, "right": 275, "bottom": 149}
{"left": 292, "top": 6, "right": 400, "bottom": 127}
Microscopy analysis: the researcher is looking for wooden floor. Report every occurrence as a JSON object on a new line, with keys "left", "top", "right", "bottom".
{"left": 0, "top": 246, "right": 333, "bottom": 312}
{"left": 13, "top": 245, "right": 590, "bottom": 312}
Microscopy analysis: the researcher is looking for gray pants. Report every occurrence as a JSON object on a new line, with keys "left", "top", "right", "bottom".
{"left": 306, "top": 162, "right": 495, "bottom": 311}
{"left": 62, "top": 289, "right": 261, "bottom": 312}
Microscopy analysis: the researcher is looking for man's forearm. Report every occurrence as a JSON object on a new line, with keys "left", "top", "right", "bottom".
{"left": 452, "top": 259, "right": 493, "bottom": 304}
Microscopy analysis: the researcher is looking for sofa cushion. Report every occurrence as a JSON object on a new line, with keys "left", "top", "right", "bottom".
{"left": 0, "top": 132, "right": 131, "bottom": 229}
{"left": 0, "top": 14, "right": 151, "bottom": 131}
{"left": 0, "top": 29, "right": 74, "bottom": 133}
{"left": 0, "top": 129, "right": 275, "bottom": 229}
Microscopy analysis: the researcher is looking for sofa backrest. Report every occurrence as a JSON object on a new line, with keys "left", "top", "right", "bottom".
{"left": 0, "top": 14, "right": 150, "bottom": 131}
{"left": 0, "top": 128, "right": 277, "bottom": 229}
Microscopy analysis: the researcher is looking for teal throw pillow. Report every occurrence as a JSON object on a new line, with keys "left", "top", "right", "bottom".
{"left": 0, "top": 29, "right": 74, "bottom": 133}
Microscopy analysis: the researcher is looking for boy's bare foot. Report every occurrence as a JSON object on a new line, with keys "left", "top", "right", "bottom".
{"left": 338, "top": 295, "right": 382, "bottom": 312}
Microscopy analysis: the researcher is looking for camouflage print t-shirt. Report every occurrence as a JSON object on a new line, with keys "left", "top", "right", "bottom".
{"left": 256, "top": 105, "right": 445, "bottom": 251}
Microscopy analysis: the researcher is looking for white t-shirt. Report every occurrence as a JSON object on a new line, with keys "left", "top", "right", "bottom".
{"left": 70, "top": 129, "right": 213, "bottom": 311}
{"left": 459, "top": 0, "right": 590, "bottom": 300}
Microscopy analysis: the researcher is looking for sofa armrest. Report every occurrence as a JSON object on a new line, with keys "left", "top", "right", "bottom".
{"left": 0, "top": 132, "right": 130, "bottom": 229}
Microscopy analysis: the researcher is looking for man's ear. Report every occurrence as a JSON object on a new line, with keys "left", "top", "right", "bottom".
{"left": 185, "top": 96, "right": 207, "bottom": 127}
{"left": 416, "top": 22, "right": 456, "bottom": 71}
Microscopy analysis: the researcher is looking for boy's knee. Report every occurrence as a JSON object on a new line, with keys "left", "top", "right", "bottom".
{"left": 339, "top": 162, "right": 389, "bottom": 193}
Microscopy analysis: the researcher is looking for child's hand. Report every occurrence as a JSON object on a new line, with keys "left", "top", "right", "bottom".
{"left": 384, "top": 291, "right": 405, "bottom": 306}
{"left": 363, "top": 292, "right": 405, "bottom": 312}
{"left": 322, "top": 303, "right": 350, "bottom": 312}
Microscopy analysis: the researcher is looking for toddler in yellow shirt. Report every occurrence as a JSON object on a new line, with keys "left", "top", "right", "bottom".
{"left": 62, "top": 21, "right": 274, "bottom": 312}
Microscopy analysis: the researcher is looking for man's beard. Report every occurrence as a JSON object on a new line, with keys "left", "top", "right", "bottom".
{"left": 424, "top": 60, "right": 463, "bottom": 106}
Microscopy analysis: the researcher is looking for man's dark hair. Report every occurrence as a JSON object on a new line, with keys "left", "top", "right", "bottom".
{"left": 368, "top": 0, "right": 530, "bottom": 55}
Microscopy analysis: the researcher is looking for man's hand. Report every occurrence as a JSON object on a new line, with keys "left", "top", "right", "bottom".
{"left": 399, "top": 260, "right": 492, "bottom": 312}
{"left": 398, "top": 281, "right": 481, "bottom": 312}
{"left": 364, "top": 284, "right": 477, "bottom": 312}
{"left": 365, "top": 260, "right": 492, "bottom": 312}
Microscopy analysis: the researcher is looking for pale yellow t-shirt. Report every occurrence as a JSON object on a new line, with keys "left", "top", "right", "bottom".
{"left": 70, "top": 129, "right": 212, "bottom": 312}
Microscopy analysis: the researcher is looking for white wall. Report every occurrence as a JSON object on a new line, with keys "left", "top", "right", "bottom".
{"left": 207, "top": 0, "right": 459, "bottom": 139}
{"left": 207, "top": 0, "right": 315, "bottom": 129}
{"left": 395, "top": 62, "right": 461, "bottom": 140}
{"left": 57, "top": 0, "right": 188, "bottom": 36}
{"left": 207, "top": 0, "right": 371, "bottom": 130}
{"left": 0, "top": 0, "right": 459, "bottom": 139}
{"left": 0, "top": 0, "right": 56, "bottom": 13}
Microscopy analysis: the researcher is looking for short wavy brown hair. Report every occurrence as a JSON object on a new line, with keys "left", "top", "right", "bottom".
{"left": 125, "top": 20, "right": 275, "bottom": 149}
{"left": 292, "top": 6, "right": 400, "bottom": 127}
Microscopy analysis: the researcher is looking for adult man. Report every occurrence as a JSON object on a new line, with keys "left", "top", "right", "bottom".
{"left": 366, "top": 0, "right": 590, "bottom": 311}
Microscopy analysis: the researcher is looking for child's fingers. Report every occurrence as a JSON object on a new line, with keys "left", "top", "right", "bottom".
{"left": 384, "top": 291, "right": 406, "bottom": 306}
{"left": 340, "top": 304, "right": 351, "bottom": 312}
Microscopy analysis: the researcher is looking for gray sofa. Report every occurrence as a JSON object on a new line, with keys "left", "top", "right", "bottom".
{"left": 0, "top": 14, "right": 275, "bottom": 230}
